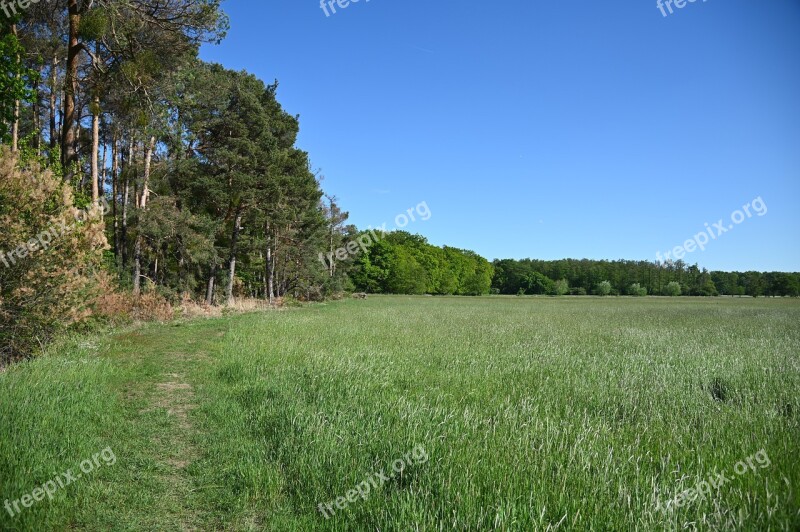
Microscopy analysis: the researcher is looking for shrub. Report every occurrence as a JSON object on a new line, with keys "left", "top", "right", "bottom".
{"left": 0, "top": 149, "right": 108, "bottom": 363}
{"left": 93, "top": 276, "right": 174, "bottom": 324}
{"left": 694, "top": 278, "right": 719, "bottom": 297}
{"left": 550, "top": 279, "right": 570, "bottom": 296}
{"left": 521, "top": 271, "right": 554, "bottom": 295}
{"left": 595, "top": 280, "right": 612, "bottom": 296}
{"left": 628, "top": 283, "right": 647, "bottom": 297}
{"left": 663, "top": 281, "right": 682, "bottom": 297}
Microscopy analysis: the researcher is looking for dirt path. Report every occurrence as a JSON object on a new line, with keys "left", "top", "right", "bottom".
{"left": 105, "top": 323, "right": 228, "bottom": 530}
{"left": 151, "top": 371, "right": 199, "bottom": 530}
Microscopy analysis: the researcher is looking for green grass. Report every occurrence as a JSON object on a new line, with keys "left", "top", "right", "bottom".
{"left": 1, "top": 296, "right": 799, "bottom": 530}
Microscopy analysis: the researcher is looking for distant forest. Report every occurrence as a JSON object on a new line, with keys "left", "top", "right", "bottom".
{"left": 342, "top": 234, "right": 799, "bottom": 297}
{"left": 489, "top": 258, "right": 799, "bottom": 297}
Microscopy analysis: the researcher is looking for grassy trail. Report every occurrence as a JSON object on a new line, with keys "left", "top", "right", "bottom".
{"left": 104, "top": 321, "right": 232, "bottom": 530}
{"left": 0, "top": 319, "right": 234, "bottom": 531}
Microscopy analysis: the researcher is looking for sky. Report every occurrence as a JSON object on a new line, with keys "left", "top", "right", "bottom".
{"left": 200, "top": 0, "right": 800, "bottom": 272}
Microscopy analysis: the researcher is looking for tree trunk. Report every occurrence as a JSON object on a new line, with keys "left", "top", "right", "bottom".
{"left": 266, "top": 222, "right": 275, "bottom": 306}
{"left": 121, "top": 142, "right": 133, "bottom": 268}
{"left": 132, "top": 237, "right": 143, "bottom": 296}
{"left": 11, "top": 25, "right": 19, "bottom": 153}
{"left": 33, "top": 64, "right": 44, "bottom": 155}
{"left": 49, "top": 54, "right": 58, "bottom": 152}
{"left": 91, "top": 93, "right": 100, "bottom": 206}
{"left": 62, "top": 0, "right": 81, "bottom": 176}
{"left": 100, "top": 136, "right": 107, "bottom": 210}
{"left": 139, "top": 136, "right": 155, "bottom": 208}
{"left": 111, "top": 135, "right": 119, "bottom": 255}
{"left": 206, "top": 264, "right": 216, "bottom": 305}
{"left": 132, "top": 137, "right": 155, "bottom": 296}
{"left": 328, "top": 230, "right": 336, "bottom": 277}
{"left": 11, "top": 99, "right": 19, "bottom": 153}
{"left": 226, "top": 207, "right": 243, "bottom": 305}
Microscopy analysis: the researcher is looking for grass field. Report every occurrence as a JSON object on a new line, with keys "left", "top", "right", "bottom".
{"left": 1, "top": 296, "right": 799, "bottom": 530}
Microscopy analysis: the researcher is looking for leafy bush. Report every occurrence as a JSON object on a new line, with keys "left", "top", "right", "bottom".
{"left": 628, "top": 283, "right": 647, "bottom": 297}
{"left": 550, "top": 279, "right": 570, "bottom": 296}
{"left": 521, "top": 271, "right": 554, "bottom": 295}
{"left": 663, "top": 281, "right": 682, "bottom": 297}
{"left": 0, "top": 149, "right": 108, "bottom": 363}
{"left": 595, "top": 280, "right": 612, "bottom": 296}
{"left": 693, "top": 278, "right": 719, "bottom": 297}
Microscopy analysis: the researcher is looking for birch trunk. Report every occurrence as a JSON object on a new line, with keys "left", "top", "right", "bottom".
{"left": 132, "top": 137, "right": 155, "bottom": 296}
{"left": 226, "top": 208, "right": 243, "bottom": 305}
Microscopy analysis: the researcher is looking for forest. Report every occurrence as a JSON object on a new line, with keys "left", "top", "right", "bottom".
{"left": 0, "top": 1, "right": 496, "bottom": 362}
{"left": 491, "top": 258, "right": 800, "bottom": 297}
{"left": 0, "top": 2, "right": 797, "bottom": 364}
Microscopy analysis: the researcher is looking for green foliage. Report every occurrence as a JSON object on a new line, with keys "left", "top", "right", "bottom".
{"left": 551, "top": 279, "right": 570, "bottom": 296}
{"left": 350, "top": 233, "right": 493, "bottom": 295}
{"left": 694, "top": 277, "right": 719, "bottom": 297}
{"left": 387, "top": 247, "right": 428, "bottom": 295}
{"left": 595, "top": 280, "right": 612, "bottom": 296}
{"left": 628, "top": 283, "right": 647, "bottom": 297}
{"left": 0, "top": 30, "right": 33, "bottom": 142}
{"left": 490, "top": 258, "right": 799, "bottom": 298}
{"left": 77, "top": 8, "right": 110, "bottom": 41}
{"left": 522, "top": 271, "right": 554, "bottom": 295}
{"left": 134, "top": 196, "right": 217, "bottom": 295}
{"left": 663, "top": 281, "right": 682, "bottom": 297}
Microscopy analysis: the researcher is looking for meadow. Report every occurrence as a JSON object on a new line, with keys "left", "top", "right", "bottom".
{"left": 1, "top": 296, "right": 798, "bottom": 530}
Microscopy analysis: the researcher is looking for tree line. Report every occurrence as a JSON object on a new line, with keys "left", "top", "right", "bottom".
{"left": 491, "top": 258, "right": 800, "bottom": 297}
{"left": 0, "top": 1, "right": 354, "bottom": 308}
{"left": 347, "top": 232, "right": 495, "bottom": 296}
{"left": 0, "top": 1, "right": 498, "bottom": 361}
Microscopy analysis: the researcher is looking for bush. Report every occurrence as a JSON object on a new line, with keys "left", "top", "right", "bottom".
{"left": 663, "top": 281, "right": 682, "bottom": 297}
{"left": 693, "top": 279, "right": 719, "bottom": 297}
{"left": 595, "top": 280, "right": 612, "bottom": 296}
{"left": 550, "top": 279, "right": 570, "bottom": 296}
{"left": 0, "top": 149, "right": 108, "bottom": 363}
{"left": 521, "top": 271, "right": 554, "bottom": 295}
{"left": 628, "top": 283, "right": 647, "bottom": 297}
{"left": 570, "top": 287, "right": 587, "bottom": 296}
{"left": 93, "top": 277, "right": 174, "bottom": 324}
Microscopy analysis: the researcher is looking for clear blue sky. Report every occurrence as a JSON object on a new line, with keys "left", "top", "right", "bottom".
{"left": 201, "top": 0, "right": 800, "bottom": 272}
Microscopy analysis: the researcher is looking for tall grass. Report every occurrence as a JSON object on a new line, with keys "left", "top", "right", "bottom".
{"left": 1, "top": 297, "right": 798, "bottom": 530}
{"left": 194, "top": 296, "right": 799, "bottom": 530}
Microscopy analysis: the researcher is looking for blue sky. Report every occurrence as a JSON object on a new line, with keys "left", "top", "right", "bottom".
{"left": 201, "top": 0, "right": 800, "bottom": 272}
